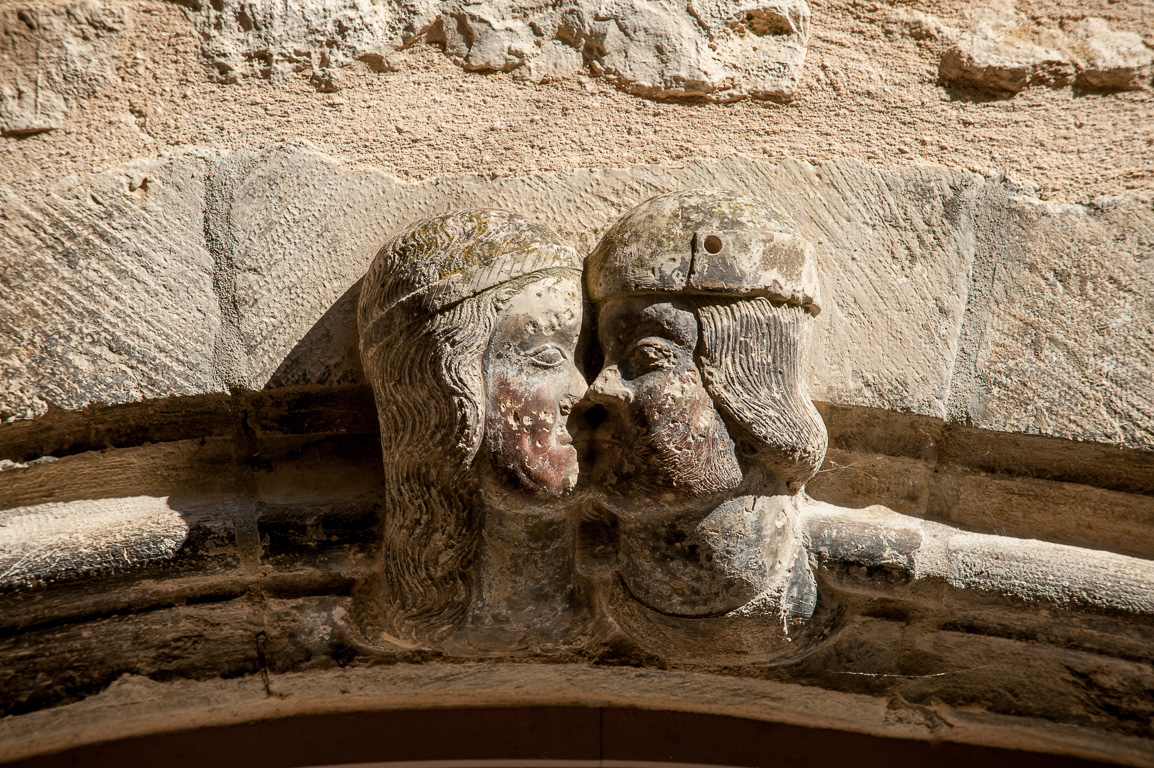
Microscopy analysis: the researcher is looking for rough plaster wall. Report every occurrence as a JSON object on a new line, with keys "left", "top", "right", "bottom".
{"left": 1, "top": 0, "right": 1151, "bottom": 203}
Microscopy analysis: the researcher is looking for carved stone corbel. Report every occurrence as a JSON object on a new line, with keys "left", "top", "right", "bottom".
{"left": 353, "top": 191, "right": 1154, "bottom": 665}
{"left": 355, "top": 208, "right": 594, "bottom": 653}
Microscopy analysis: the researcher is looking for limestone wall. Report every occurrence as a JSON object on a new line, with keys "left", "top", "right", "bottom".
{"left": 1, "top": 0, "right": 1152, "bottom": 201}
{"left": 1, "top": 0, "right": 1153, "bottom": 764}
{"left": 4, "top": 147, "right": 1152, "bottom": 447}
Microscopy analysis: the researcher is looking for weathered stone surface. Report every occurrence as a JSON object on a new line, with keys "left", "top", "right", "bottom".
{"left": 0, "top": 1, "right": 128, "bottom": 136}
{"left": 439, "top": 0, "right": 810, "bottom": 101}
{"left": 883, "top": 8, "right": 955, "bottom": 43}
{"left": 0, "top": 496, "right": 189, "bottom": 588}
{"left": 938, "top": 10, "right": 1154, "bottom": 98}
{"left": 803, "top": 500, "right": 1154, "bottom": 617}
{"left": 953, "top": 190, "right": 1154, "bottom": 448}
{"left": 184, "top": 0, "right": 428, "bottom": 85}
{"left": 0, "top": 151, "right": 219, "bottom": 421}
{"left": 1066, "top": 17, "right": 1154, "bottom": 93}
{"left": 3, "top": 664, "right": 1153, "bottom": 767}
{"left": 947, "top": 533, "right": 1154, "bottom": 615}
{"left": 202, "top": 143, "right": 407, "bottom": 390}
{"left": 181, "top": 0, "right": 809, "bottom": 101}
{"left": 2, "top": 146, "right": 1151, "bottom": 450}
{"left": 938, "top": 9, "right": 1074, "bottom": 97}
{"left": 763, "top": 160, "right": 978, "bottom": 419}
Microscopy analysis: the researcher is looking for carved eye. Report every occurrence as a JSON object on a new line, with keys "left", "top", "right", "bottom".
{"left": 527, "top": 345, "right": 566, "bottom": 369}
{"left": 626, "top": 340, "right": 676, "bottom": 375}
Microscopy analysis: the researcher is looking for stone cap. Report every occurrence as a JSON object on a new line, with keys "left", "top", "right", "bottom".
{"left": 586, "top": 189, "right": 821, "bottom": 315}
{"left": 365, "top": 209, "right": 581, "bottom": 318}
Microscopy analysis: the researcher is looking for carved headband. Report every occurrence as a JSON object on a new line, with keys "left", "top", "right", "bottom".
{"left": 362, "top": 209, "right": 582, "bottom": 320}
{"left": 585, "top": 189, "right": 821, "bottom": 315}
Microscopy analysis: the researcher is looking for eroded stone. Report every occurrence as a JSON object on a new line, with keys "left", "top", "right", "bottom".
{"left": 955, "top": 190, "right": 1154, "bottom": 448}
{"left": 0, "top": 1, "right": 129, "bottom": 136}
{"left": 0, "top": 496, "right": 189, "bottom": 588}
{"left": 939, "top": 9, "right": 1074, "bottom": 96}
{"left": 1066, "top": 17, "right": 1154, "bottom": 93}
{"left": 181, "top": 0, "right": 810, "bottom": 102}
{"left": 938, "top": 10, "right": 1153, "bottom": 97}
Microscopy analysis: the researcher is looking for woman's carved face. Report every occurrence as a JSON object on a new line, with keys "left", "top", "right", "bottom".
{"left": 481, "top": 275, "right": 586, "bottom": 502}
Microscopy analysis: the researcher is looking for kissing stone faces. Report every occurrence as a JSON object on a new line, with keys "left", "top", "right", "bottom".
{"left": 355, "top": 191, "right": 832, "bottom": 659}
{"left": 354, "top": 194, "right": 1154, "bottom": 665}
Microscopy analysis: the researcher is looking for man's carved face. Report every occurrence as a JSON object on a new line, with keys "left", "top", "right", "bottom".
{"left": 587, "top": 296, "right": 742, "bottom": 513}
{"left": 482, "top": 275, "right": 586, "bottom": 501}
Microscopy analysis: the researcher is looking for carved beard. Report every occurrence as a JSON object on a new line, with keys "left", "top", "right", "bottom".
{"left": 485, "top": 374, "right": 579, "bottom": 498}
{"left": 596, "top": 367, "right": 743, "bottom": 503}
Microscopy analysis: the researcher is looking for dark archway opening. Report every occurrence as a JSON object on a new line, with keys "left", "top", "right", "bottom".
{"left": 6, "top": 707, "right": 1118, "bottom": 768}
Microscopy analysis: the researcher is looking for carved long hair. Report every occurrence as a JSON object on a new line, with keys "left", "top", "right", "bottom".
{"left": 356, "top": 210, "right": 580, "bottom": 645}
{"left": 695, "top": 297, "right": 828, "bottom": 493}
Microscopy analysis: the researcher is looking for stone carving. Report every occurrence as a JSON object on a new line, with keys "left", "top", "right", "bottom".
{"left": 582, "top": 190, "right": 827, "bottom": 659}
{"left": 353, "top": 191, "right": 835, "bottom": 660}
{"left": 351, "top": 189, "right": 1154, "bottom": 660}
{"left": 355, "top": 209, "right": 591, "bottom": 652}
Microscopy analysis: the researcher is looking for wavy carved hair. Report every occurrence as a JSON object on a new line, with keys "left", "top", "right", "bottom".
{"left": 357, "top": 294, "right": 488, "bottom": 644}
{"left": 695, "top": 297, "right": 828, "bottom": 494}
{"left": 355, "top": 210, "right": 580, "bottom": 645}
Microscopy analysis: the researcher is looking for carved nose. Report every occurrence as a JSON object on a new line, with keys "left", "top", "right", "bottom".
{"left": 586, "top": 366, "right": 632, "bottom": 407}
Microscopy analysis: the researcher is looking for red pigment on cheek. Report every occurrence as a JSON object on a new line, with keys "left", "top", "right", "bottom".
{"left": 489, "top": 375, "right": 578, "bottom": 496}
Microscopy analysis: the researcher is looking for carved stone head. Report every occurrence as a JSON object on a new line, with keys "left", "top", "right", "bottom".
{"left": 356, "top": 209, "right": 584, "bottom": 645}
{"left": 585, "top": 189, "right": 828, "bottom": 507}
{"left": 584, "top": 189, "right": 828, "bottom": 630}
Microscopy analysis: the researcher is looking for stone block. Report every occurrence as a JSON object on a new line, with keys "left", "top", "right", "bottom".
{"left": 0, "top": 1, "right": 128, "bottom": 136}
{"left": 203, "top": 143, "right": 407, "bottom": 390}
{"left": 1066, "top": 17, "right": 1154, "bottom": 93}
{"left": 187, "top": 0, "right": 431, "bottom": 84}
{"left": 939, "top": 10, "right": 1074, "bottom": 96}
{"left": 957, "top": 191, "right": 1154, "bottom": 449}
{"left": 182, "top": 0, "right": 810, "bottom": 102}
{"left": 0, "top": 152, "right": 219, "bottom": 421}
{"left": 2, "top": 146, "right": 1151, "bottom": 451}
{"left": 938, "top": 11, "right": 1153, "bottom": 98}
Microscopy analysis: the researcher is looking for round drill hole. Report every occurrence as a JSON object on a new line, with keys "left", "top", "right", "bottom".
{"left": 703, "top": 235, "right": 723, "bottom": 254}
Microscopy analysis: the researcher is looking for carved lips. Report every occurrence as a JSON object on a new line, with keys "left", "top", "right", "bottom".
{"left": 592, "top": 366, "right": 741, "bottom": 503}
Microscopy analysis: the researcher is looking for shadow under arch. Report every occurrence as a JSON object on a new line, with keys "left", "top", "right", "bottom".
{"left": 265, "top": 279, "right": 369, "bottom": 391}
{"left": 4, "top": 706, "right": 1119, "bottom": 768}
